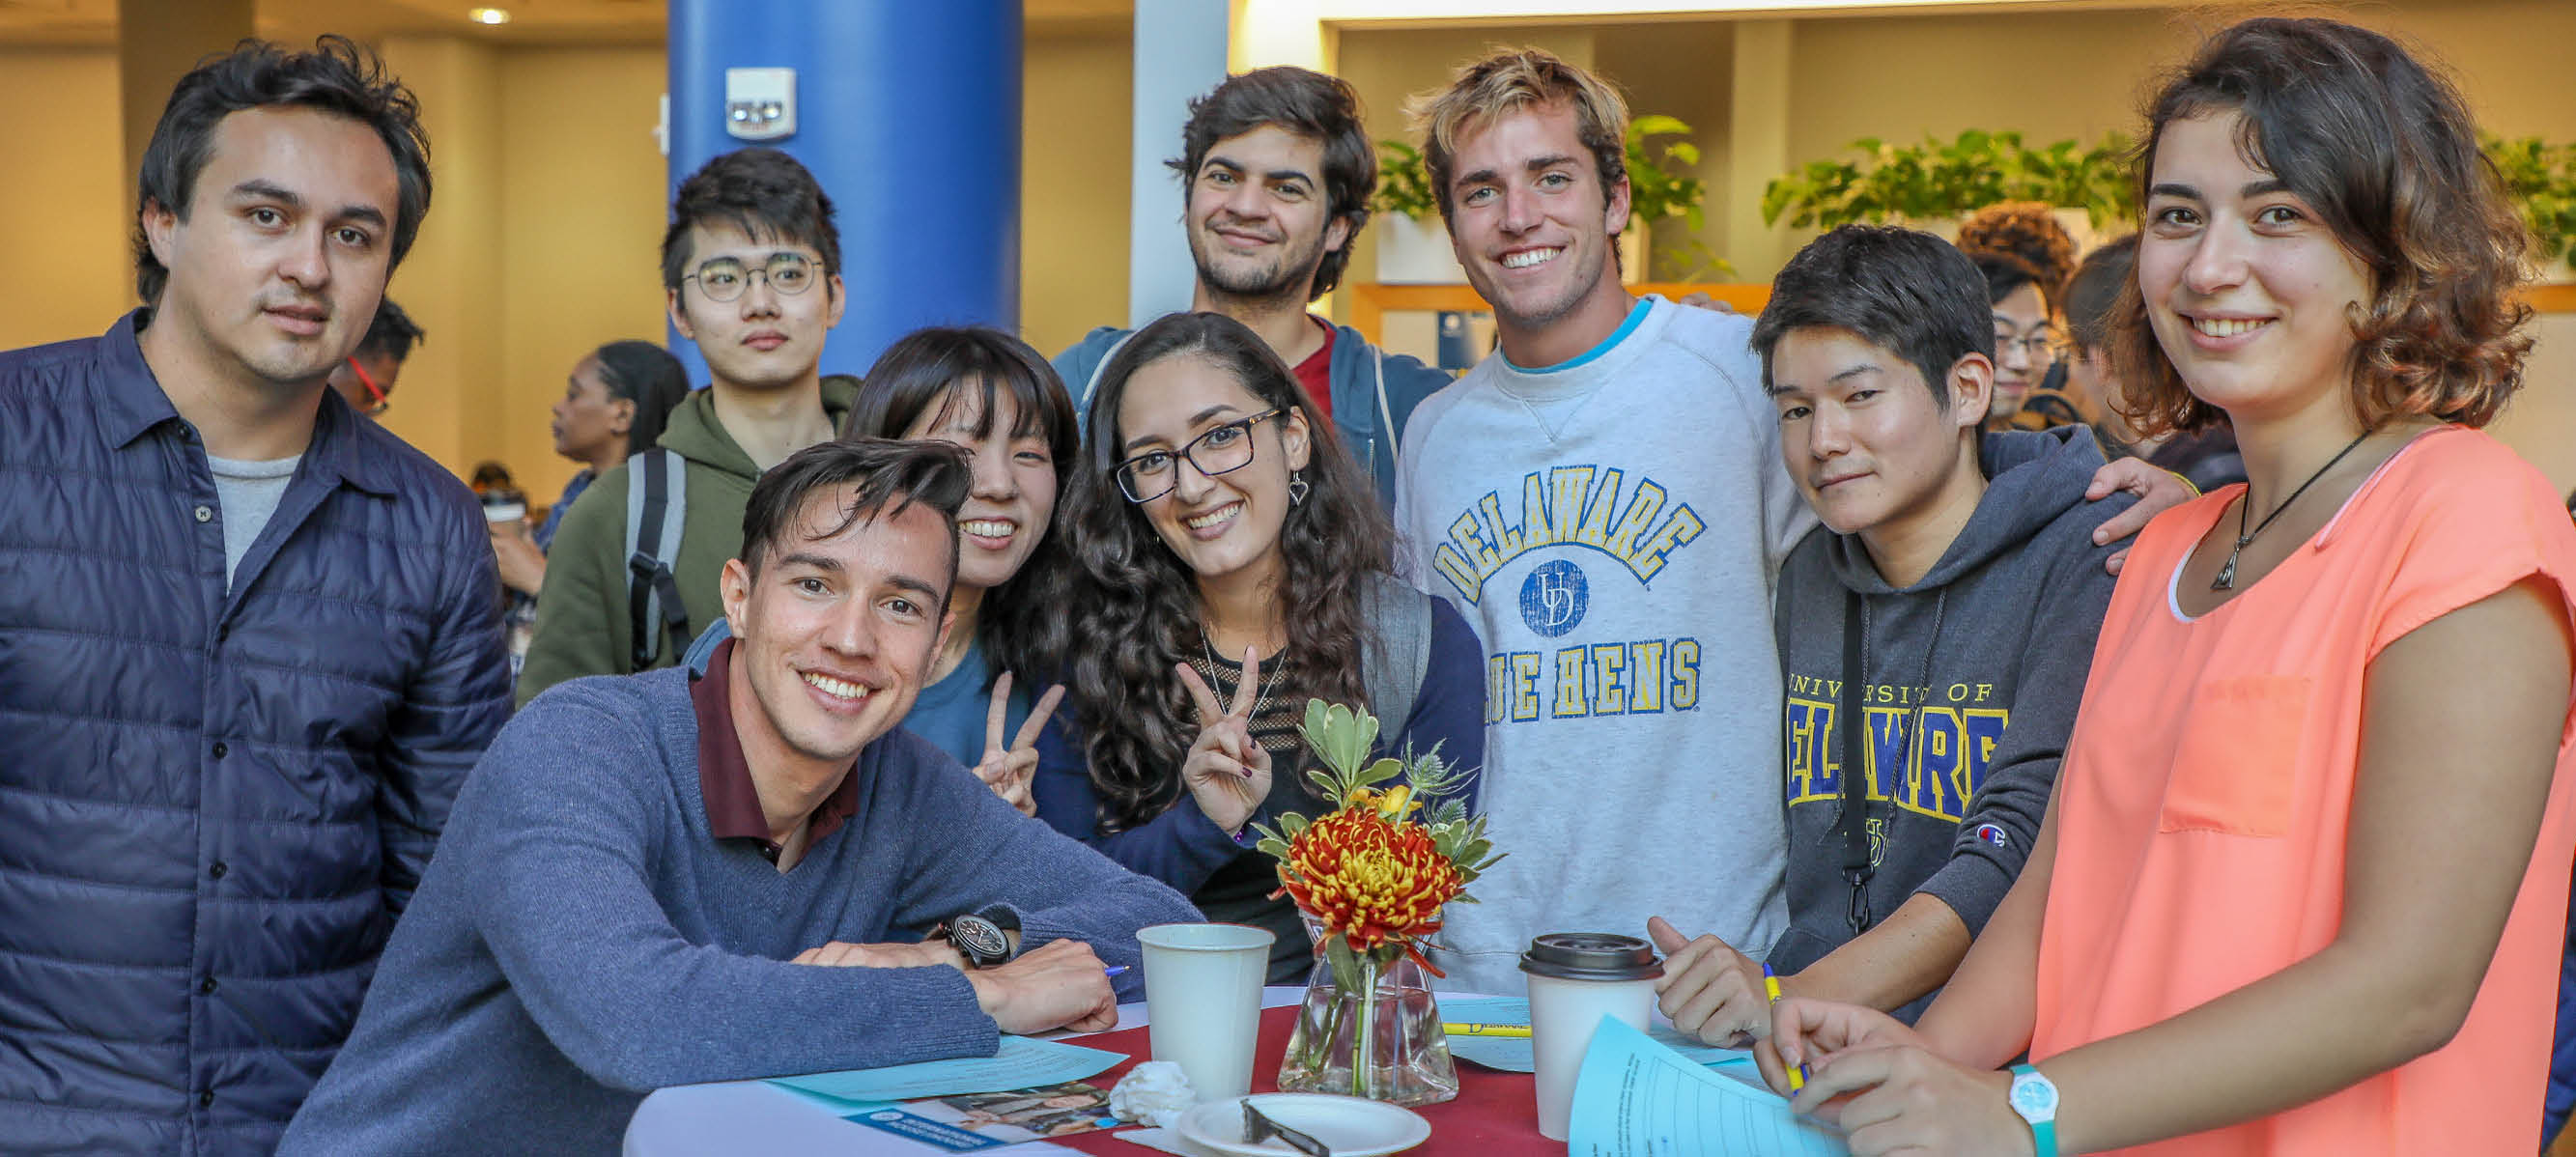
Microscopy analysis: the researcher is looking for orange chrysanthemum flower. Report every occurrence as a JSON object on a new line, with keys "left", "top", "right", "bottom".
{"left": 1278, "top": 806, "right": 1463, "bottom": 967}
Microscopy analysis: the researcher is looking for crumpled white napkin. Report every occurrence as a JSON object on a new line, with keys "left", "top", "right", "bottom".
{"left": 1108, "top": 1060, "right": 1196, "bottom": 1128}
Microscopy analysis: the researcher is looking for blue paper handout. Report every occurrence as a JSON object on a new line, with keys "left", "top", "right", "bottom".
{"left": 766, "top": 1035, "right": 1124, "bottom": 1106}
{"left": 1568, "top": 1017, "right": 1850, "bottom": 1156}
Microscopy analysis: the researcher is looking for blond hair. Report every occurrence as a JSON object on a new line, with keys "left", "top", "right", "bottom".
{"left": 1407, "top": 48, "right": 1628, "bottom": 220}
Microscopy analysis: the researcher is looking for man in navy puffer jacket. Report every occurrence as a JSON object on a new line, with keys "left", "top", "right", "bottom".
{"left": 0, "top": 37, "right": 508, "bottom": 1154}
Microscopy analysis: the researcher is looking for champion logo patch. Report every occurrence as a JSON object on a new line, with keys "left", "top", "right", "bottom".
{"left": 1973, "top": 824, "right": 2010, "bottom": 849}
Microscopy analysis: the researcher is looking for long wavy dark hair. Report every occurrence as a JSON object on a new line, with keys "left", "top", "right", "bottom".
{"left": 1033, "top": 312, "right": 1395, "bottom": 832}
{"left": 840, "top": 326, "right": 1080, "bottom": 685}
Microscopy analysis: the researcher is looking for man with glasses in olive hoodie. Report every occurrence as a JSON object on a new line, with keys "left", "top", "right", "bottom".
{"left": 520, "top": 148, "right": 858, "bottom": 705}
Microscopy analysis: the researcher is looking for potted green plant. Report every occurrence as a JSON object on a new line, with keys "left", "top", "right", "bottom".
{"left": 1761, "top": 129, "right": 2136, "bottom": 240}
{"left": 1623, "top": 115, "right": 1727, "bottom": 281}
{"left": 2483, "top": 135, "right": 2576, "bottom": 279}
{"left": 1370, "top": 140, "right": 1463, "bottom": 285}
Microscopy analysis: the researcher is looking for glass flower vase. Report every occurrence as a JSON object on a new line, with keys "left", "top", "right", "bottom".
{"left": 1276, "top": 921, "right": 1458, "bottom": 1106}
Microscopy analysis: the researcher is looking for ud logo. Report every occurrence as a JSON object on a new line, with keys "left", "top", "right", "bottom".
{"left": 1518, "top": 559, "right": 1589, "bottom": 637}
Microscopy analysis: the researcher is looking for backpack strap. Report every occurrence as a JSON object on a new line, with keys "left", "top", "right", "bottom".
{"left": 624, "top": 448, "right": 691, "bottom": 671}
{"left": 1358, "top": 574, "right": 1433, "bottom": 743}
{"left": 1077, "top": 330, "right": 1139, "bottom": 414}
{"left": 1373, "top": 347, "right": 1397, "bottom": 472}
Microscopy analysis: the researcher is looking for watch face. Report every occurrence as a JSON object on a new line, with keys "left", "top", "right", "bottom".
{"left": 950, "top": 915, "right": 1010, "bottom": 963}
{"left": 2011, "top": 1073, "right": 2059, "bottom": 1118}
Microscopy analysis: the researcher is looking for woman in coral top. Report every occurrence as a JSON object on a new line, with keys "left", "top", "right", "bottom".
{"left": 1765, "top": 17, "right": 2576, "bottom": 1156}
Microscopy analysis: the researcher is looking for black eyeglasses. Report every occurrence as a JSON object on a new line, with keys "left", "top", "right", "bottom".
{"left": 1993, "top": 329, "right": 2059, "bottom": 361}
{"left": 1115, "top": 409, "right": 1282, "bottom": 502}
{"left": 684, "top": 252, "right": 825, "bottom": 302}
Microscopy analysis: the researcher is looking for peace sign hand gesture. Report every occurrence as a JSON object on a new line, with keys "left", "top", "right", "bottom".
{"left": 1175, "top": 649, "right": 1274, "bottom": 833}
{"left": 969, "top": 671, "right": 1065, "bottom": 817}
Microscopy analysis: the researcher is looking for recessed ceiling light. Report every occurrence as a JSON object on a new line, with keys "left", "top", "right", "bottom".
{"left": 468, "top": 7, "right": 510, "bottom": 24}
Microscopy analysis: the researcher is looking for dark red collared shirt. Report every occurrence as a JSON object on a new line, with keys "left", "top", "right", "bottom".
{"left": 691, "top": 638, "right": 860, "bottom": 863}
{"left": 1291, "top": 316, "right": 1335, "bottom": 424}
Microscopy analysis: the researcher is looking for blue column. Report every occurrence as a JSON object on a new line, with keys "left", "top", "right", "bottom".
{"left": 666, "top": 0, "right": 1021, "bottom": 384}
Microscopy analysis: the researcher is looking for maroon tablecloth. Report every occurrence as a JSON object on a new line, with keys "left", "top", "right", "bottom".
{"left": 1054, "top": 1004, "right": 1560, "bottom": 1156}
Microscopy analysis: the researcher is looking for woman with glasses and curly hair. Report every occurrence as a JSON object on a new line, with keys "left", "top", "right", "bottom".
{"left": 1761, "top": 18, "right": 2576, "bottom": 1156}
{"left": 1031, "top": 312, "right": 1485, "bottom": 981}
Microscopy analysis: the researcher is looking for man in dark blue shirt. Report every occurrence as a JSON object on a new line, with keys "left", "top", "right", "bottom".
{"left": 0, "top": 38, "right": 508, "bottom": 1153}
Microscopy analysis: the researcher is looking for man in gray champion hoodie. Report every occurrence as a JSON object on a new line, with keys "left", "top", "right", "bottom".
{"left": 1650, "top": 225, "right": 2136, "bottom": 1039}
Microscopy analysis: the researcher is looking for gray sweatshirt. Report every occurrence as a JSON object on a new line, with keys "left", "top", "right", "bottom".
{"left": 1395, "top": 298, "right": 1814, "bottom": 996}
{"left": 1770, "top": 426, "right": 2132, "bottom": 1021}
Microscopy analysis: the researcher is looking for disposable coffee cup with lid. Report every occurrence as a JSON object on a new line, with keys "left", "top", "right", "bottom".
{"left": 1519, "top": 932, "right": 1665, "bottom": 981}
{"left": 1520, "top": 933, "right": 1663, "bottom": 1141}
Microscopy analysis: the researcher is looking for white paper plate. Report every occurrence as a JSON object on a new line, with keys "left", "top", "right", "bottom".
{"left": 1175, "top": 1093, "right": 1431, "bottom": 1157}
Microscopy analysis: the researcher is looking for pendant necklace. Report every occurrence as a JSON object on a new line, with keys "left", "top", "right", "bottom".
{"left": 2211, "top": 429, "right": 2374, "bottom": 591}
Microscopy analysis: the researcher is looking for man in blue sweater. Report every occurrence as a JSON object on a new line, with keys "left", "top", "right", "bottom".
{"left": 1647, "top": 225, "right": 2133, "bottom": 1043}
{"left": 281, "top": 439, "right": 1200, "bottom": 1154}
{"left": 1054, "top": 67, "right": 1452, "bottom": 510}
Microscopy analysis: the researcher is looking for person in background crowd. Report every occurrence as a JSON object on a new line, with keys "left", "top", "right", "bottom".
{"left": 681, "top": 326, "right": 1081, "bottom": 804}
{"left": 326, "top": 296, "right": 421, "bottom": 418}
{"left": 1956, "top": 201, "right": 2079, "bottom": 300}
{"left": 1054, "top": 67, "right": 1453, "bottom": 512}
{"left": 1972, "top": 251, "right": 2065, "bottom": 429}
{"left": 1651, "top": 225, "right": 2131, "bottom": 1044}
{"left": 2064, "top": 235, "right": 2247, "bottom": 491}
{"left": 0, "top": 37, "right": 509, "bottom": 1151}
{"left": 1390, "top": 46, "right": 2187, "bottom": 997}
{"left": 519, "top": 147, "right": 857, "bottom": 704}
{"left": 2554, "top": 868, "right": 2575, "bottom": 1148}
{"left": 469, "top": 460, "right": 517, "bottom": 495}
{"left": 1033, "top": 311, "right": 1486, "bottom": 982}
{"left": 493, "top": 340, "right": 692, "bottom": 679}
{"left": 281, "top": 439, "right": 1197, "bottom": 1156}
{"left": 1769, "top": 20, "right": 2576, "bottom": 1155}
{"left": 2053, "top": 236, "right": 2130, "bottom": 429}
{"left": 1959, "top": 204, "right": 2082, "bottom": 430}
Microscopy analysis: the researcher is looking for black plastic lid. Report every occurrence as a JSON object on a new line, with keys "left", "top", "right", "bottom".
{"left": 1517, "top": 933, "right": 1663, "bottom": 981}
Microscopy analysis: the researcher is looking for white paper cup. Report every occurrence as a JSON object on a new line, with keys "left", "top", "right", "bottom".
{"left": 1138, "top": 922, "right": 1276, "bottom": 1103}
{"left": 1522, "top": 933, "right": 1663, "bottom": 1141}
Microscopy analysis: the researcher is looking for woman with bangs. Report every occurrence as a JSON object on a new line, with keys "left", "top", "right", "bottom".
{"left": 685, "top": 326, "right": 1079, "bottom": 812}
{"left": 1030, "top": 311, "right": 1485, "bottom": 982}
{"left": 1762, "top": 18, "right": 2576, "bottom": 1156}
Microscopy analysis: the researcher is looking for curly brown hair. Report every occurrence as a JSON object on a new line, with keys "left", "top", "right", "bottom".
{"left": 1956, "top": 201, "right": 2078, "bottom": 305}
{"left": 1031, "top": 313, "right": 1395, "bottom": 832}
{"left": 2109, "top": 17, "right": 2532, "bottom": 438}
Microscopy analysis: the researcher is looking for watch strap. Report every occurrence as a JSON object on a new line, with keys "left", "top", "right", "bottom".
{"left": 945, "top": 913, "right": 1014, "bottom": 968}
{"left": 2007, "top": 1063, "right": 2059, "bottom": 1157}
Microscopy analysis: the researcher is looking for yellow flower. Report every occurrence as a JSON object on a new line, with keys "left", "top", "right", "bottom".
{"left": 1347, "top": 785, "right": 1420, "bottom": 821}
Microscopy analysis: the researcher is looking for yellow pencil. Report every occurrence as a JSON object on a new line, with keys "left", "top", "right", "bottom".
{"left": 1763, "top": 964, "right": 1806, "bottom": 1092}
{"left": 1442, "top": 1022, "right": 1532, "bottom": 1037}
